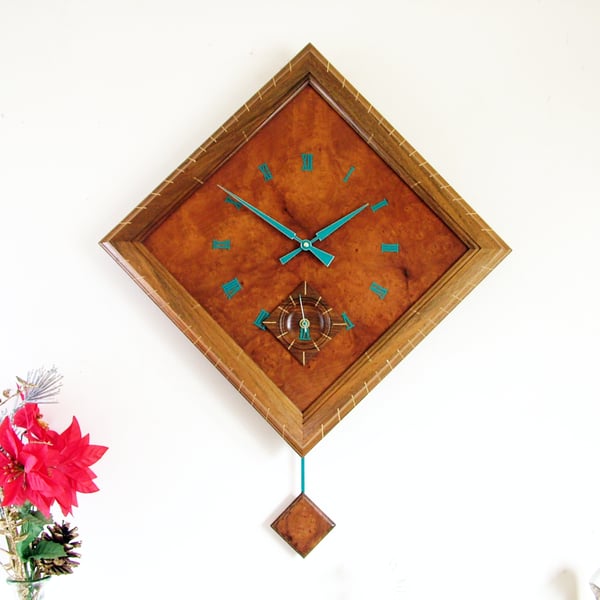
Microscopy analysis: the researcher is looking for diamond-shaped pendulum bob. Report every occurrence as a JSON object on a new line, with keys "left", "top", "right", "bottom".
{"left": 271, "top": 493, "right": 335, "bottom": 557}
{"left": 271, "top": 457, "right": 335, "bottom": 557}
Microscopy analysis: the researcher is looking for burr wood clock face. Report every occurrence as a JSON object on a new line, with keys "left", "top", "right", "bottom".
{"left": 101, "top": 44, "right": 510, "bottom": 456}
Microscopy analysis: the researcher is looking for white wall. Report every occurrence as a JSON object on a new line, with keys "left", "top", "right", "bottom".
{"left": 1, "top": 1, "right": 599, "bottom": 599}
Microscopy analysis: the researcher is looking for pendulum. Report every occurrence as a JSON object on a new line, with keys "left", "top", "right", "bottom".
{"left": 271, "top": 456, "right": 335, "bottom": 557}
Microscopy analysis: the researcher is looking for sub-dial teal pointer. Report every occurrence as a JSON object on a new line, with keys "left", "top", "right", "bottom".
{"left": 299, "top": 322, "right": 311, "bottom": 341}
{"left": 298, "top": 294, "right": 311, "bottom": 341}
{"left": 217, "top": 185, "right": 335, "bottom": 267}
{"left": 279, "top": 203, "right": 369, "bottom": 266}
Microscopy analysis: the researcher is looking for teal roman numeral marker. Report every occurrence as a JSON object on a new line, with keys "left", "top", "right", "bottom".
{"left": 225, "top": 195, "right": 243, "bottom": 209}
{"left": 369, "top": 282, "right": 388, "bottom": 300}
{"left": 343, "top": 166, "right": 356, "bottom": 182}
{"left": 301, "top": 153, "right": 313, "bottom": 171}
{"left": 341, "top": 312, "right": 355, "bottom": 330}
{"left": 212, "top": 240, "right": 231, "bottom": 250}
{"left": 258, "top": 163, "right": 273, "bottom": 181}
{"left": 372, "top": 199, "right": 388, "bottom": 212}
{"left": 222, "top": 278, "right": 242, "bottom": 299}
{"left": 381, "top": 243, "right": 399, "bottom": 253}
{"left": 253, "top": 309, "right": 269, "bottom": 330}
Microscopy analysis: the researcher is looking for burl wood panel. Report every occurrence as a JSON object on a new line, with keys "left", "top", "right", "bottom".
{"left": 144, "top": 85, "right": 467, "bottom": 411}
{"left": 101, "top": 43, "right": 510, "bottom": 455}
{"left": 271, "top": 493, "right": 335, "bottom": 557}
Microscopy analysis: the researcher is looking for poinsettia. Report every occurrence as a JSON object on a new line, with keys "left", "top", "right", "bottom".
{"left": 0, "top": 368, "right": 106, "bottom": 585}
{"left": 13, "top": 403, "right": 50, "bottom": 442}
{"left": 0, "top": 406, "right": 107, "bottom": 517}
{"left": 0, "top": 417, "right": 53, "bottom": 514}
{"left": 43, "top": 415, "right": 107, "bottom": 515}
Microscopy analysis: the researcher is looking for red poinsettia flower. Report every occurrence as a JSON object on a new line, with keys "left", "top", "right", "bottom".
{"left": 0, "top": 406, "right": 108, "bottom": 516}
{"left": 46, "top": 416, "right": 108, "bottom": 515}
{"left": 0, "top": 416, "right": 58, "bottom": 515}
{"left": 13, "top": 403, "right": 51, "bottom": 442}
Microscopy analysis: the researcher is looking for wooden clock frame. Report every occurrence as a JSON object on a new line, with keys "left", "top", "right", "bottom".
{"left": 100, "top": 44, "right": 510, "bottom": 456}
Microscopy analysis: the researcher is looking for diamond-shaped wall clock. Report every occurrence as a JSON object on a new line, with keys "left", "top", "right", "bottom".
{"left": 101, "top": 43, "right": 509, "bottom": 554}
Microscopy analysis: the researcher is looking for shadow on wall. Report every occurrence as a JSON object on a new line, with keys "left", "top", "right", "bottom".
{"left": 551, "top": 569, "right": 578, "bottom": 600}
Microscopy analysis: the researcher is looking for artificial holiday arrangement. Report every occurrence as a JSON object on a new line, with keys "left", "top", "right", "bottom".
{"left": 0, "top": 368, "right": 107, "bottom": 599}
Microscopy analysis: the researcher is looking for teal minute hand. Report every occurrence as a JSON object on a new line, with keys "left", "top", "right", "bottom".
{"left": 279, "top": 202, "right": 369, "bottom": 266}
{"left": 217, "top": 185, "right": 335, "bottom": 267}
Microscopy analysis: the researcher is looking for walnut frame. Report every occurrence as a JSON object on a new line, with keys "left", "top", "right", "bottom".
{"left": 100, "top": 44, "right": 510, "bottom": 455}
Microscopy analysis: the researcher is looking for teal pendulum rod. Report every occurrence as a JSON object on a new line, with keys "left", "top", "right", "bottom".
{"left": 301, "top": 456, "right": 305, "bottom": 494}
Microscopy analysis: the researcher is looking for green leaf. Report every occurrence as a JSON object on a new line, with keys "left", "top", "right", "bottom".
{"left": 18, "top": 505, "right": 52, "bottom": 527}
{"left": 29, "top": 540, "right": 67, "bottom": 560}
{"left": 17, "top": 529, "right": 42, "bottom": 560}
{"left": 15, "top": 509, "right": 52, "bottom": 560}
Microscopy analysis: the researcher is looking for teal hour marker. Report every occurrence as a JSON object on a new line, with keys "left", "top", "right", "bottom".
{"left": 222, "top": 278, "right": 242, "bottom": 299}
{"left": 212, "top": 240, "right": 231, "bottom": 250}
{"left": 381, "top": 243, "right": 399, "bottom": 253}
{"left": 369, "top": 282, "right": 388, "bottom": 300}
{"left": 301, "top": 153, "right": 313, "bottom": 171}
{"left": 225, "top": 195, "right": 243, "bottom": 209}
{"left": 253, "top": 309, "right": 269, "bottom": 330}
{"left": 371, "top": 199, "right": 388, "bottom": 212}
{"left": 343, "top": 166, "right": 356, "bottom": 182}
{"left": 258, "top": 162, "right": 273, "bottom": 181}
{"left": 341, "top": 312, "right": 355, "bottom": 330}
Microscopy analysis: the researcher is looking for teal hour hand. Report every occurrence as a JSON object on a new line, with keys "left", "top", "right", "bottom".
{"left": 279, "top": 202, "right": 369, "bottom": 266}
{"left": 313, "top": 203, "right": 369, "bottom": 241}
{"left": 218, "top": 185, "right": 335, "bottom": 267}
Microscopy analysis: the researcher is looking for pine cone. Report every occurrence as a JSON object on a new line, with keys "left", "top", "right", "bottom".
{"left": 36, "top": 521, "right": 81, "bottom": 576}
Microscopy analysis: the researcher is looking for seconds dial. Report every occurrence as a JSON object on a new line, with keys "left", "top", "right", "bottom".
{"left": 263, "top": 281, "right": 347, "bottom": 366}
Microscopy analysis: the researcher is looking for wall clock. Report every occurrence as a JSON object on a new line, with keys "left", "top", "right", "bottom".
{"left": 101, "top": 44, "right": 510, "bottom": 555}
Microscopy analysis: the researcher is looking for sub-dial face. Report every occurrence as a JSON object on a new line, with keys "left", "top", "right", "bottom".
{"left": 264, "top": 281, "right": 345, "bottom": 366}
